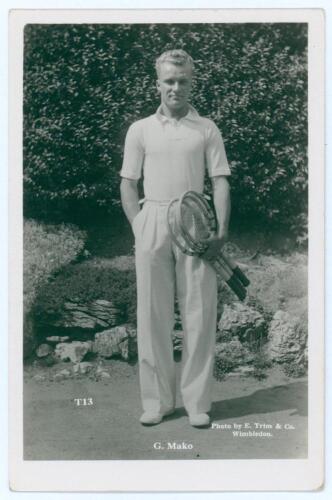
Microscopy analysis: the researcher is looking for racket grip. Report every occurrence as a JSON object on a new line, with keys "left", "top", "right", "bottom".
{"left": 226, "top": 275, "right": 247, "bottom": 301}
{"left": 232, "top": 265, "right": 250, "bottom": 287}
{"left": 220, "top": 252, "right": 250, "bottom": 287}
{"left": 212, "top": 257, "right": 233, "bottom": 281}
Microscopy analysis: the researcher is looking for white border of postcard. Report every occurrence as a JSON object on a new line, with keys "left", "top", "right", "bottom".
{"left": 8, "top": 8, "right": 324, "bottom": 492}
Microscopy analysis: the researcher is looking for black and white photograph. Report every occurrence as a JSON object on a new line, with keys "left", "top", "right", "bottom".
{"left": 8, "top": 8, "right": 324, "bottom": 492}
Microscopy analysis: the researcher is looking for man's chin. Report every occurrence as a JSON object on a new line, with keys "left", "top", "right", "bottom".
{"left": 167, "top": 100, "right": 187, "bottom": 110}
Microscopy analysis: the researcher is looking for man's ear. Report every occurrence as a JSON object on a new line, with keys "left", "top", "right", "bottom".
{"left": 156, "top": 79, "right": 161, "bottom": 94}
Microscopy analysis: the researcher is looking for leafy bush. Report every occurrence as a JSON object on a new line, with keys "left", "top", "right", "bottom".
{"left": 24, "top": 219, "right": 87, "bottom": 313}
{"left": 250, "top": 351, "right": 272, "bottom": 380}
{"left": 213, "top": 337, "right": 252, "bottom": 381}
{"left": 23, "top": 219, "right": 86, "bottom": 358}
{"left": 33, "top": 261, "right": 137, "bottom": 329}
{"left": 281, "top": 353, "right": 307, "bottom": 378}
{"left": 24, "top": 23, "right": 307, "bottom": 233}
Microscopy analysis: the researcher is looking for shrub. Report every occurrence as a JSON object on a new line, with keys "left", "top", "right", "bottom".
{"left": 23, "top": 219, "right": 86, "bottom": 357}
{"left": 24, "top": 219, "right": 87, "bottom": 313}
{"left": 250, "top": 351, "right": 272, "bottom": 380}
{"left": 213, "top": 337, "right": 252, "bottom": 381}
{"left": 33, "top": 260, "right": 137, "bottom": 331}
{"left": 24, "top": 23, "right": 307, "bottom": 234}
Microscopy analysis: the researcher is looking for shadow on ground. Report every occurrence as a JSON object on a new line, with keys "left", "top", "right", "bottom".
{"left": 162, "top": 381, "right": 307, "bottom": 424}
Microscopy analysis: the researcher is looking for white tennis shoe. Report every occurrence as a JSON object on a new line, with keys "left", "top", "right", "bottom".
{"left": 189, "top": 413, "right": 210, "bottom": 427}
{"left": 139, "top": 408, "right": 175, "bottom": 425}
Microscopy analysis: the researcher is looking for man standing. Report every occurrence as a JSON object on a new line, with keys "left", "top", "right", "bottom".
{"left": 120, "top": 49, "right": 231, "bottom": 427}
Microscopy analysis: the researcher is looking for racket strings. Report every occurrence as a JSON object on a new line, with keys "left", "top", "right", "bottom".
{"left": 181, "top": 198, "right": 210, "bottom": 251}
{"left": 181, "top": 199, "right": 212, "bottom": 254}
{"left": 167, "top": 199, "right": 195, "bottom": 256}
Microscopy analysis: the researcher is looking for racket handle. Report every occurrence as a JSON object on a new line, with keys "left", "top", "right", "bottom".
{"left": 232, "top": 265, "right": 250, "bottom": 287}
{"left": 220, "top": 252, "right": 250, "bottom": 287}
{"left": 212, "top": 259, "right": 246, "bottom": 301}
{"left": 217, "top": 253, "right": 235, "bottom": 277}
{"left": 212, "top": 258, "right": 233, "bottom": 281}
{"left": 226, "top": 275, "right": 247, "bottom": 301}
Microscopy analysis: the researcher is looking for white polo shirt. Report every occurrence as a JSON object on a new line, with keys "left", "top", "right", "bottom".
{"left": 120, "top": 104, "right": 231, "bottom": 201}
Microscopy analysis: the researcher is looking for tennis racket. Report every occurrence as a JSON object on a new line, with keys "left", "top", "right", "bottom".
{"left": 179, "top": 191, "right": 250, "bottom": 287}
{"left": 166, "top": 191, "right": 250, "bottom": 301}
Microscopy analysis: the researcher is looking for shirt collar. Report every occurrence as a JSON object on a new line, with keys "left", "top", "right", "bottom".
{"left": 156, "top": 104, "right": 200, "bottom": 124}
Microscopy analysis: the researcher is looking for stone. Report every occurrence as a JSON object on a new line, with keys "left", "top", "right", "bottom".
{"left": 217, "top": 303, "right": 266, "bottom": 345}
{"left": 54, "top": 341, "right": 92, "bottom": 363}
{"left": 53, "top": 368, "right": 71, "bottom": 381}
{"left": 231, "top": 366, "right": 256, "bottom": 375}
{"left": 93, "top": 325, "right": 137, "bottom": 360}
{"left": 32, "top": 374, "right": 46, "bottom": 382}
{"left": 36, "top": 343, "right": 53, "bottom": 358}
{"left": 100, "top": 371, "right": 111, "bottom": 379}
{"left": 73, "top": 362, "right": 94, "bottom": 375}
{"left": 265, "top": 310, "right": 307, "bottom": 364}
{"left": 46, "top": 336, "right": 70, "bottom": 343}
{"left": 59, "top": 369, "right": 71, "bottom": 377}
{"left": 53, "top": 299, "right": 124, "bottom": 331}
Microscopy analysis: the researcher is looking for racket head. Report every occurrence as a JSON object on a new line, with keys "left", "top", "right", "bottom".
{"left": 166, "top": 198, "right": 196, "bottom": 256}
{"left": 178, "top": 191, "right": 217, "bottom": 252}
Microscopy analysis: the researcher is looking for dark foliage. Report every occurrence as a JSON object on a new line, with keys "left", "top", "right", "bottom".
{"left": 33, "top": 262, "right": 137, "bottom": 327}
{"left": 24, "top": 23, "right": 307, "bottom": 233}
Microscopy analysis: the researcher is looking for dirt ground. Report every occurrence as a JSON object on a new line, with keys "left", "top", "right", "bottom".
{"left": 24, "top": 360, "right": 307, "bottom": 461}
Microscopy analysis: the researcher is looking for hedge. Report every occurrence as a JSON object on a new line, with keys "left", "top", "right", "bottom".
{"left": 24, "top": 23, "right": 307, "bottom": 233}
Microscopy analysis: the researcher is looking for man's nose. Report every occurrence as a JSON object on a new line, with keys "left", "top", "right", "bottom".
{"left": 172, "top": 81, "right": 180, "bottom": 91}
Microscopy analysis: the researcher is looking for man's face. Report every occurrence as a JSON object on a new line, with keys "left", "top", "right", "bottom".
{"left": 156, "top": 62, "right": 192, "bottom": 111}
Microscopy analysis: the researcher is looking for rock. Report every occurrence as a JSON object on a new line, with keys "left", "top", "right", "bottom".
{"left": 54, "top": 341, "right": 92, "bottom": 363}
{"left": 96, "top": 364, "right": 104, "bottom": 375}
{"left": 53, "top": 368, "right": 71, "bottom": 380}
{"left": 231, "top": 366, "right": 256, "bottom": 376}
{"left": 59, "top": 369, "right": 71, "bottom": 377}
{"left": 35, "top": 355, "right": 57, "bottom": 367}
{"left": 46, "top": 336, "right": 70, "bottom": 343}
{"left": 93, "top": 325, "right": 137, "bottom": 360}
{"left": 73, "top": 362, "right": 94, "bottom": 375}
{"left": 94, "top": 365, "right": 111, "bottom": 380}
{"left": 36, "top": 344, "right": 53, "bottom": 358}
{"left": 32, "top": 374, "right": 46, "bottom": 382}
{"left": 217, "top": 303, "right": 266, "bottom": 344}
{"left": 239, "top": 253, "right": 307, "bottom": 317}
{"left": 53, "top": 299, "right": 125, "bottom": 331}
{"left": 265, "top": 310, "right": 307, "bottom": 364}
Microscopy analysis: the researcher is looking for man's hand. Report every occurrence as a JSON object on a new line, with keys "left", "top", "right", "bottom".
{"left": 202, "top": 175, "right": 231, "bottom": 262}
{"left": 201, "top": 230, "right": 228, "bottom": 262}
{"left": 120, "top": 178, "right": 140, "bottom": 229}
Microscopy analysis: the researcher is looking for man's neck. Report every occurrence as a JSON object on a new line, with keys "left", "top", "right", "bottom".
{"left": 160, "top": 103, "right": 190, "bottom": 121}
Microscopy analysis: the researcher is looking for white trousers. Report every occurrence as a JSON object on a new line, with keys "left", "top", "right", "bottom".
{"left": 133, "top": 201, "right": 217, "bottom": 416}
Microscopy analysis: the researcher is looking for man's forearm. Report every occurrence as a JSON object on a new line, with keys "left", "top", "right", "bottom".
{"left": 212, "top": 176, "right": 231, "bottom": 237}
{"left": 120, "top": 178, "right": 140, "bottom": 225}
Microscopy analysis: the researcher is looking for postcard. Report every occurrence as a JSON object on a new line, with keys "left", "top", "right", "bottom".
{"left": 8, "top": 8, "right": 324, "bottom": 492}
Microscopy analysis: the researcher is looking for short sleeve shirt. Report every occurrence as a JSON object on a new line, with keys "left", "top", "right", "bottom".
{"left": 120, "top": 104, "right": 231, "bottom": 201}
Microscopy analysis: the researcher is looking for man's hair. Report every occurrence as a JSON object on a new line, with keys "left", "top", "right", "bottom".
{"left": 155, "top": 49, "right": 194, "bottom": 76}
